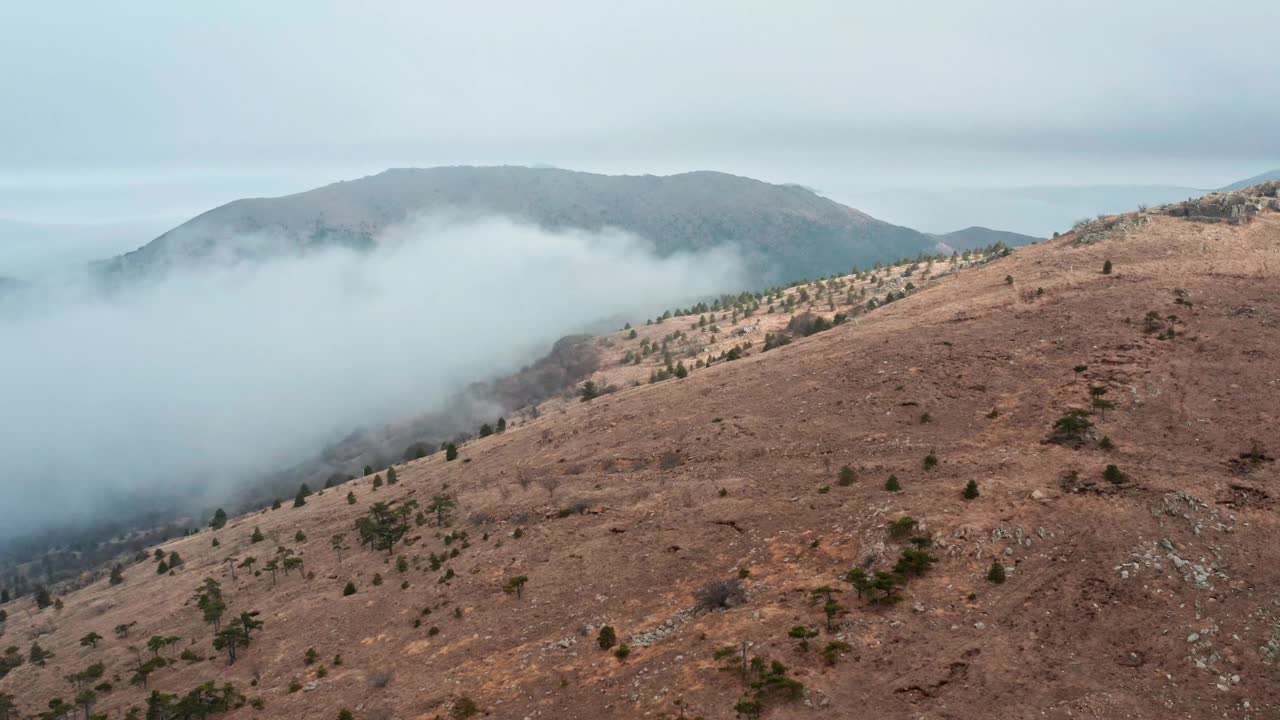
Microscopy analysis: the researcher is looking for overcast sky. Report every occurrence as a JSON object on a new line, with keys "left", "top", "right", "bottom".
{"left": 2, "top": 1, "right": 1279, "bottom": 228}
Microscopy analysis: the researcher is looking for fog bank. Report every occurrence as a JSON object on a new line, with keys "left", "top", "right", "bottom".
{"left": 0, "top": 216, "right": 743, "bottom": 540}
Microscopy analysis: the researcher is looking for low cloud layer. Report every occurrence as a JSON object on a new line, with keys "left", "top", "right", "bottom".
{"left": 0, "top": 216, "right": 743, "bottom": 540}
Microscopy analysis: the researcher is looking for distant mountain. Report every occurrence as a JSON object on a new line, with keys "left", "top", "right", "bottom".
{"left": 1219, "top": 169, "right": 1280, "bottom": 192}
{"left": 95, "top": 167, "right": 954, "bottom": 286}
{"left": 929, "top": 226, "right": 1040, "bottom": 252}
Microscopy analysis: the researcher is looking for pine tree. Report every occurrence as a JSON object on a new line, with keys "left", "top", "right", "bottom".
{"left": 386, "top": 466, "right": 398, "bottom": 485}
{"left": 962, "top": 480, "right": 980, "bottom": 500}
{"left": 209, "top": 508, "right": 228, "bottom": 530}
{"left": 294, "top": 483, "right": 311, "bottom": 508}
{"left": 502, "top": 575, "right": 529, "bottom": 599}
{"left": 445, "top": 443, "right": 459, "bottom": 461}
{"left": 251, "top": 527, "right": 265, "bottom": 543}
{"left": 1102, "top": 259, "right": 1112, "bottom": 275}
{"left": 884, "top": 475, "right": 901, "bottom": 492}
{"left": 597, "top": 625, "right": 617, "bottom": 650}
{"left": 987, "top": 560, "right": 1007, "bottom": 584}
{"left": 342, "top": 581, "right": 356, "bottom": 597}
{"left": 496, "top": 417, "right": 506, "bottom": 433}
{"left": 347, "top": 491, "right": 356, "bottom": 505}
{"left": 110, "top": 564, "right": 125, "bottom": 586}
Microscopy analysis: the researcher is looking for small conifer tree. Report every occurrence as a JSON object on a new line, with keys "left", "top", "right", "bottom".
{"left": 988, "top": 559, "right": 1007, "bottom": 584}
{"left": 962, "top": 480, "right": 980, "bottom": 500}
{"left": 885, "top": 475, "right": 901, "bottom": 492}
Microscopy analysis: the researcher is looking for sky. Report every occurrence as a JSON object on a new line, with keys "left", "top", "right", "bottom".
{"left": 2, "top": 0, "right": 1279, "bottom": 242}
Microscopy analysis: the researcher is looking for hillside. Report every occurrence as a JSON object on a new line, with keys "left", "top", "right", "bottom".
{"left": 1220, "top": 169, "right": 1280, "bottom": 193}
{"left": 928, "top": 225, "right": 1040, "bottom": 252}
{"left": 92, "top": 166, "right": 1006, "bottom": 286}
{"left": 3, "top": 185, "right": 1280, "bottom": 719}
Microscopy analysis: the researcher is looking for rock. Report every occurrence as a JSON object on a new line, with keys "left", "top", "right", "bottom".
{"left": 1187, "top": 633, "right": 1200, "bottom": 643}
{"left": 303, "top": 680, "right": 321, "bottom": 692}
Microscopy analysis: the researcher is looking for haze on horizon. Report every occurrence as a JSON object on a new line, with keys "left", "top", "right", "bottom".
{"left": 2, "top": 1, "right": 1279, "bottom": 247}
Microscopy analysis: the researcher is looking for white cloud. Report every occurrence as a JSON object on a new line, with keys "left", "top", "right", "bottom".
{"left": 0, "top": 216, "right": 743, "bottom": 538}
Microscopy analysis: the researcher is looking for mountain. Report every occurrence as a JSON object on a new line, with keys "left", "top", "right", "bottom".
{"left": 95, "top": 167, "right": 950, "bottom": 286}
{"left": 1219, "top": 168, "right": 1280, "bottom": 192}
{"left": 5, "top": 186, "right": 1279, "bottom": 719}
{"left": 929, "top": 225, "right": 1040, "bottom": 252}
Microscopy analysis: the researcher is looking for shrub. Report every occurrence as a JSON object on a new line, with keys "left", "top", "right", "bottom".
{"left": 837, "top": 465, "right": 856, "bottom": 486}
{"left": 580, "top": 381, "right": 600, "bottom": 402}
{"left": 372, "top": 573, "right": 383, "bottom": 587}
{"left": 923, "top": 451, "right": 938, "bottom": 470}
{"left": 695, "top": 579, "right": 746, "bottom": 611}
{"left": 338, "top": 711, "right": 354, "bottom": 720}
{"left": 347, "top": 491, "right": 356, "bottom": 505}
{"left": 251, "top": 527, "right": 264, "bottom": 543}
{"left": 884, "top": 475, "right": 901, "bottom": 492}
{"left": 452, "top": 696, "right": 479, "bottom": 719}
{"left": 962, "top": 480, "right": 979, "bottom": 500}
{"left": 1102, "top": 259, "right": 1112, "bottom": 275}
{"left": 988, "top": 560, "right": 1007, "bottom": 584}
{"left": 342, "top": 581, "right": 356, "bottom": 597}
{"left": 1103, "top": 464, "right": 1128, "bottom": 484}
{"left": 1049, "top": 411, "right": 1094, "bottom": 446}
{"left": 295, "top": 530, "right": 307, "bottom": 542}
{"left": 597, "top": 626, "right": 617, "bottom": 650}
{"left": 888, "top": 516, "right": 917, "bottom": 538}
{"left": 820, "top": 641, "right": 852, "bottom": 665}
{"left": 445, "top": 444, "right": 459, "bottom": 461}
{"left": 614, "top": 645, "right": 631, "bottom": 661}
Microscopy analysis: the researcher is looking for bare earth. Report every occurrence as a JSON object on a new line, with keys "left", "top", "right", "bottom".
{"left": 3, "top": 211, "right": 1279, "bottom": 720}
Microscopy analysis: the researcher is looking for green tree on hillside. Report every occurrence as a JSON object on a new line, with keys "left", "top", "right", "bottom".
{"left": 209, "top": 508, "right": 228, "bottom": 530}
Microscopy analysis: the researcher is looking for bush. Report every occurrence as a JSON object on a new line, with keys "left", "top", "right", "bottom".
{"left": 695, "top": 579, "right": 746, "bottom": 611}
{"left": 597, "top": 626, "right": 617, "bottom": 650}
{"left": 884, "top": 475, "right": 901, "bottom": 492}
{"left": 1102, "top": 259, "right": 1113, "bottom": 275}
{"left": 614, "top": 645, "right": 631, "bottom": 661}
{"left": 837, "top": 465, "right": 856, "bottom": 486}
{"left": 342, "top": 581, "right": 356, "bottom": 596}
{"left": 1103, "top": 464, "right": 1128, "bottom": 484}
{"left": 988, "top": 560, "right": 1007, "bottom": 584}
{"left": 923, "top": 451, "right": 938, "bottom": 470}
{"left": 962, "top": 480, "right": 979, "bottom": 500}
{"left": 445, "top": 443, "right": 459, "bottom": 461}
{"left": 1049, "top": 411, "right": 1094, "bottom": 446}
{"left": 888, "top": 516, "right": 917, "bottom": 538}
{"left": 452, "top": 696, "right": 479, "bottom": 719}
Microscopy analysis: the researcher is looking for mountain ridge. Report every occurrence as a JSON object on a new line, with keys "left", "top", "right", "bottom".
{"left": 93, "top": 166, "right": 1036, "bottom": 286}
